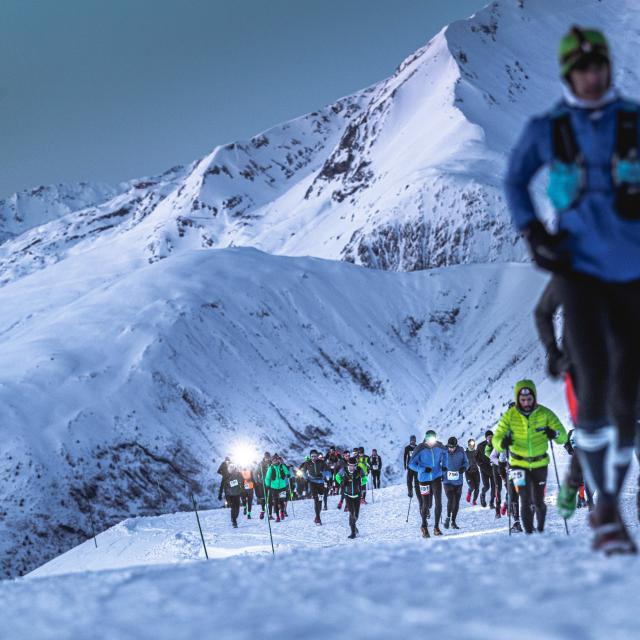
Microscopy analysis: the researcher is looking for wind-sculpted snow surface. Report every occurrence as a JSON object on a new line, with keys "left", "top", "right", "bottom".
{"left": 1, "top": 1, "right": 633, "bottom": 282}
{"left": 6, "top": 478, "right": 640, "bottom": 640}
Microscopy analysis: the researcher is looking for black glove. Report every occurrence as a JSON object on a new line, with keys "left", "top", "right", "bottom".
{"left": 522, "top": 220, "right": 571, "bottom": 273}
{"left": 501, "top": 433, "right": 513, "bottom": 449}
{"left": 424, "top": 466, "right": 433, "bottom": 473}
{"left": 459, "top": 467, "right": 465, "bottom": 474}
{"left": 547, "top": 347, "right": 570, "bottom": 379}
{"left": 442, "top": 466, "right": 448, "bottom": 472}
{"left": 543, "top": 426, "right": 557, "bottom": 440}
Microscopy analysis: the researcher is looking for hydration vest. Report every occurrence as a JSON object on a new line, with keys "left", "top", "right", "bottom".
{"left": 549, "top": 104, "right": 640, "bottom": 219}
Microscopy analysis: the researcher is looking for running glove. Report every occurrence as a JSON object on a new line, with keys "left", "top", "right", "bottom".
{"left": 543, "top": 427, "right": 558, "bottom": 440}
{"left": 522, "top": 220, "right": 571, "bottom": 273}
{"left": 501, "top": 433, "right": 513, "bottom": 449}
{"left": 424, "top": 466, "right": 433, "bottom": 473}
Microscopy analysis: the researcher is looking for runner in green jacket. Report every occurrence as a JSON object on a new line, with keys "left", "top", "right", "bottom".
{"left": 494, "top": 380, "right": 567, "bottom": 534}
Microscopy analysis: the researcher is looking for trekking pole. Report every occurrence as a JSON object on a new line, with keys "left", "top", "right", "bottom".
{"left": 405, "top": 495, "right": 412, "bottom": 523}
{"left": 190, "top": 492, "right": 209, "bottom": 560}
{"left": 370, "top": 474, "right": 375, "bottom": 504}
{"left": 263, "top": 477, "right": 275, "bottom": 555}
{"left": 289, "top": 485, "right": 296, "bottom": 519}
{"left": 506, "top": 447, "right": 512, "bottom": 537}
{"left": 87, "top": 504, "right": 98, "bottom": 548}
{"left": 80, "top": 470, "right": 98, "bottom": 548}
{"left": 549, "top": 439, "right": 570, "bottom": 536}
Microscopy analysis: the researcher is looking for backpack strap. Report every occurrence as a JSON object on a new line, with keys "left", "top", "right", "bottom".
{"left": 615, "top": 109, "right": 639, "bottom": 161}
{"left": 552, "top": 113, "right": 581, "bottom": 163}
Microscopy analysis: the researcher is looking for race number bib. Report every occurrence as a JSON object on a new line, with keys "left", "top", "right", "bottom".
{"left": 279, "top": 491, "right": 287, "bottom": 499}
{"left": 244, "top": 482, "right": 251, "bottom": 490}
{"left": 419, "top": 484, "right": 431, "bottom": 496}
{"left": 229, "top": 479, "right": 239, "bottom": 488}
{"left": 372, "top": 465, "right": 379, "bottom": 470}
{"left": 510, "top": 469, "right": 526, "bottom": 487}
{"left": 447, "top": 471, "right": 460, "bottom": 481}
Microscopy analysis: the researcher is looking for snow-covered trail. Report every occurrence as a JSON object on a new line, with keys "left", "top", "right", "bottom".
{"left": 2, "top": 458, "right": 639, "bottom": 640}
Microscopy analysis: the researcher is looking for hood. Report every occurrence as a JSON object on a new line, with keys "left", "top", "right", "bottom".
{"left": 514, "top": 379, "right": 537, "bottom": 402}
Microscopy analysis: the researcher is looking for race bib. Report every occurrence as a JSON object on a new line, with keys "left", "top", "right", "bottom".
{"left": 229, "top": 479, "right": 239, "bottom": 488}
{"left": 447, "top": 471, "right": 459, "bottom": 481}
{"left": 510, "top": 469, "right": 526, "bottom": 487}
{"left": 279, "top": 491, "right": 287, "bottom": 499}
{"left": 419, "top": 484, "right": 431, "bottom": 496}
{"left": 372, "top": 465, "right": 379, "bottom": 470}
{"left": 244, "top": 482, "right": 251, "bottom": 490}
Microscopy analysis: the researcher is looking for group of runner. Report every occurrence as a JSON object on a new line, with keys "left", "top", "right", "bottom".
{"left": 217, "top": 446, "right": 382, "bottom": 538}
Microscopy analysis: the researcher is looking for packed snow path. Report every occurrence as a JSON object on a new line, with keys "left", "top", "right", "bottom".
{"left": 2, "top": 468, "right": 639, "bottom": 640}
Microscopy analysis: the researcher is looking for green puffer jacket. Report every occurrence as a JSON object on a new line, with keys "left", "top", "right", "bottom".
{"left": 265, "top": 464, "right": 290, "bottom": 490}
{"left": 493, "top": 379, "right": 567, "bottom": 469}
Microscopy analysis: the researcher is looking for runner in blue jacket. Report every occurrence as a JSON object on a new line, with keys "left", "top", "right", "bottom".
{"left": 505, "top": 26, "right": 640, "bottom": 555}
{"left": 408, "top": 430, "right": 445, "bottom": 537}
{"left": 442, "top": 437, "right": 469, "bottom": 530}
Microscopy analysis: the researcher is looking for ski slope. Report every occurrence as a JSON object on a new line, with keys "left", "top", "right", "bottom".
{"left": 4, "top": 461, "right": 639, "bottom": 640}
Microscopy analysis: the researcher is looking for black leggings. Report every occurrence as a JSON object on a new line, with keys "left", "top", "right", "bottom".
{"left": 493, "top": 465, "right": 505, "bottom": 512}
{"left": 311, "top": 483, "right": 325, "bottom": 518}
{"left": 466, "top": 469, "right": 480, "bottom": 501}
{"left": 559, "top": 274, "right": 640, "bottom": 503}
{"left": 268, "top": 488, "right": 287, "bottom": 517}
{"left": 372, "top": 470, "right": 381, "bottom": 489}
{"left": 419, "top": 479, "right": 442, "bottom": 527}
{"left": 227, "top": 495, "right": 241, "bottom": 523}
{"left": 346, "top": 495, "right": 361, "bottom": 530}
{"left": 444, "top": 484, "right": 462, "bottom": 521}
{"left": 515, "top": 466, "right": 548, "bottom": 534}
{"left": 480, "top": 466, "right": 495, "bottom": 504}
{"left": 255, "top": 483, "right": 266, "bottom": 510}
{"left": 241, "top": 489, "right": 254, "bottom": 513}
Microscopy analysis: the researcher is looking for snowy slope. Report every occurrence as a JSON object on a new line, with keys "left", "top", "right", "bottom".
{"left": 0, "top": 245, "right": 559, "bottom": 579}
{"left": 2, "top": 0, "right": 634, "bottom": 284}
{"left": 1, "top": 0, "right": 635, "bottom": 581}
{"left": 5, "top": 472, "right": 639, "bottom": 640}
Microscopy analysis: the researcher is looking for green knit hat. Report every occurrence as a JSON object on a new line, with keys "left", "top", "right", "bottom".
{"left": 559, "top": 26, "right": 610, "bottom": 77}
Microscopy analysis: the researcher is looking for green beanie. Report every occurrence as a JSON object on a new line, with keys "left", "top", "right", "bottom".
{"left": 559, "top": 26, "right": 610, "bottom": 77}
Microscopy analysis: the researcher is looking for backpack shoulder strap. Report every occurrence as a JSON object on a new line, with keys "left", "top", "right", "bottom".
{"left": 551, "top": 112, "right": 581, "bottom": 164}
{"left": 615, "top": 108, "right": 639, "bottom": 160}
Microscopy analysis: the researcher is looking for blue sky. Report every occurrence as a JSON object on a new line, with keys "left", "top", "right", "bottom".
{"left": 1, "top": 0, "right": 484, "bottom": 197}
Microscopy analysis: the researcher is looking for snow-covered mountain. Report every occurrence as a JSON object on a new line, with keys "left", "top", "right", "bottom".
{"left": 4, "top": 0, "right": 632, "bottom": 286}
{"left": 0, "top": 0, "right": 633, "bottom": 579}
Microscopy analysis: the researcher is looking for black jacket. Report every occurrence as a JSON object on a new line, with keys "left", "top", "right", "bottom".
{"left": 302, "top": 459, "right": 327, "bottom": 484}
{"left": 403, "top": 443, "right": 417, "bottom": 469}
{"left": 370, "top": 455, "right": 382, "bottom": 472}
{"left": 466, "top": 448, "right": 480, "bottom": 471}
{"left": 337, "top": 467, "right": 364, "bottom": 498}
{"left": 224, "top": 470, "right": 244, "bottom": 498}
{"left": 254, "top": 459, "right": 271, "bottom": 484}
{"left": 476, "top": 441, "right": 493, "bottom": 472}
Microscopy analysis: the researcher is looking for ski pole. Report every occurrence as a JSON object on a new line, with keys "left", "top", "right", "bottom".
{"left": 549, "top": 439, "right": 570, "bottom": 536}
{"left": 87, "top": 505, "right": 98, "bottom": 548}
{"left": 263, "top": 477, "right": 275, "bottom": 555}
{"left": 506, "top": 447, "right": 512, "bottom": 537}
{"left": 405, "top": 495, "right": 412, "bottom": 523}
{"left": 191, "top": 492, "right": 209, "bottom": 560}
{"left": 369, "top": 474, "right": 375, "bottom": 504}
{"left": 289, "top": 486, "right": 296, "bottom": 519}
{"left": 80, "top": 470, "right": 98, "bottom": 548}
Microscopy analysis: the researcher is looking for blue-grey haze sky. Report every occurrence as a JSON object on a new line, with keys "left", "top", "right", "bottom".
{"left": 2, "top": 0, "right": 484, "bottom": 198}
